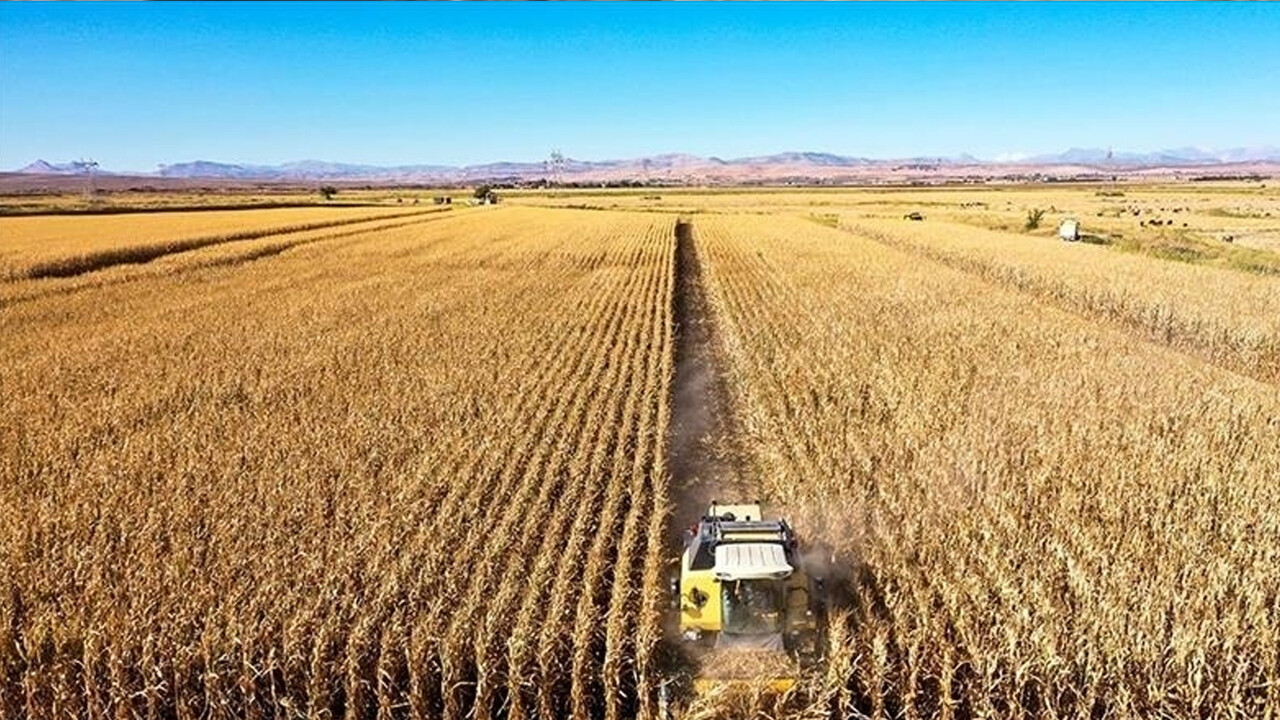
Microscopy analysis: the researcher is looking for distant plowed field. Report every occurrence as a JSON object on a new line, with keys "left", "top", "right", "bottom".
{"left": 3, "top": 191, "right": 1279, "bottom": 719}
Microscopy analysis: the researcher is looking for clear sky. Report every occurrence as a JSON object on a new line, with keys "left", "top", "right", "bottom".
{"left": 1, "top": 2, "right": 1277, "bottom": 171}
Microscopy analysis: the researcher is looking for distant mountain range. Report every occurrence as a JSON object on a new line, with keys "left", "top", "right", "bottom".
{"left": 17, "top": 160, "right": 89, "bottom": 175}
{"left": 13, "top": 146, "right": 1280, "bottom": 183}
{"left": 1025, "top": 146, "right": 1280, "bottom": 166}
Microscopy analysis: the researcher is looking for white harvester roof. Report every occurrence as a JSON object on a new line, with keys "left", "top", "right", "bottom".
{"left": 713, "top": 543, "right": 793, "bottom": 580}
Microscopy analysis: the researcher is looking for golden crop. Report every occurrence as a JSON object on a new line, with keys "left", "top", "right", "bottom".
{"left": 0, "top": 205, "right": 434, "bottom": 281}
{"left": 694, "top": 213, "right": 1280, "bottom": 719}
{"left": 2, "top": 207, "right": 673, "bottom": 720}
{"left": 3, "top": 190, "right": 1278, "bottom": 719}
{"left": 846, "top": 216, "right": 1280, "bottom": 383}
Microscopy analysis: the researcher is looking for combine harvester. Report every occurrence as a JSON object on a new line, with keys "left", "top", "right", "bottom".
{"left": 665, "top": 501, "right": 830, "bottom": 709}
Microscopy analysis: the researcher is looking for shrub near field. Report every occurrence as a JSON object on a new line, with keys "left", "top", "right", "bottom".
{"left": 694, "top": 214, "right": 1280, "bottom": 719}
{"left": 1, "top": 208, "right": 674, "bottom": 720}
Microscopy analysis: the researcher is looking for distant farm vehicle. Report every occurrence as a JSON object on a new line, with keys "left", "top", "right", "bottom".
{"left": 1059, "top": 218, "right": 1080, "bottom": 241}
{"left": 904, "top": 211, "right": 925, "bottom": 221}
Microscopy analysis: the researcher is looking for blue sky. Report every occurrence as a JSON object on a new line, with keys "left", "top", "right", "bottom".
{"left": 1, "top": 3, "right": 1277, "bottom": 171}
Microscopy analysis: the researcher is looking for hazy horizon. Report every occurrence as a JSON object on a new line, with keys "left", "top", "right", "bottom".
{"left": 13, "top": 144, "right": 1280, "bottom": 177}
{"left": 2, "top": 3, "right": 1277, "bottom": 172}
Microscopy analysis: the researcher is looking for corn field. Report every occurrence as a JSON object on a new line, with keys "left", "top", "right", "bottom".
{"left": 2, "top": 207, "right": 673, "bottom": 719}
{"left": 3, "top": 196, "right": 1279, "bottom": 719}
{"left": 844, "top": 216, "right": 1280, "bottom": 384}
{"left": 0, "top": 205, "right": 435, "bottom": 281}
{"left": 694, "top": 213, "right": 1280, "bottom": 719}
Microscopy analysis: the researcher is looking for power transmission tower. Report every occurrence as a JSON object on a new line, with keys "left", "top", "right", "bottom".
{"left": 72, "top": 159, "right": 99, "bottom": 200}
{"left": 550, "top": 149, "right": 565, "bottom": 186}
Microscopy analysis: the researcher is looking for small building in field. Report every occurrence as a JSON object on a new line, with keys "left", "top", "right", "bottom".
{"left": 1058, "top": 218, "right": 1080, "bottom": 242}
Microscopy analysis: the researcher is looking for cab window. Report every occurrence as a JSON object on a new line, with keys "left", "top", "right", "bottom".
{"left": 720, "top": 579, "right": 784, "bottom": 634}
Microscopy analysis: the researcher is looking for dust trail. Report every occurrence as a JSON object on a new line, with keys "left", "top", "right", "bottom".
{"left": 666, "top": 218, "right": 751, "bottom": 546}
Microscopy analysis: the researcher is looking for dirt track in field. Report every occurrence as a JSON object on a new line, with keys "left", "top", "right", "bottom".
{"left": 667, "top": 218, "right": 752, "bottom": 547}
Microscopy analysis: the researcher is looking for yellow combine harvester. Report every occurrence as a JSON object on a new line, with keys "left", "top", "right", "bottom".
{"left": 673, "top": 501, "right": 828, "bottom": 695}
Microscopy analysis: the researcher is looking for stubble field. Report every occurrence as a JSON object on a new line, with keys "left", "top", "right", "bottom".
{"left": 3, "top": 182, "right": 1278, "bottom": 719}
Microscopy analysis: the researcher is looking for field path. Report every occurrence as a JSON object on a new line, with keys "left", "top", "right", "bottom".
{"left": 661, "top": 218, "right": 834, "bottom": 715}
{"left": 666, "top": 219, "right": 753, "bottom": 546}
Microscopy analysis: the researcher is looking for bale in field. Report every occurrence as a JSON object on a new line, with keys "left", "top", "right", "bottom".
{"left": 1058, "top": 218, "right": 1079, "bottom": 241}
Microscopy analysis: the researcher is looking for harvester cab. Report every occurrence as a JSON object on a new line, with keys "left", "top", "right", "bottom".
{"left": 676, "top": 502, "right": 826, "bottom": 664}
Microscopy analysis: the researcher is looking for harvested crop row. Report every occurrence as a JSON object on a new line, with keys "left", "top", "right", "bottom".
{"left": 0, "top": 204, "right": 432, "bottom": 255}
{"left": 0, "top": 207, "right": 674, "bottom": 720}
{"left": 1, "top": 206, "right": 446, "bottom": 281}
{"left": 0, "top": 209, "right": 466, "bottom": 308}
{"left": 694, "top": 213, "right": 1280, "bottom": 719}
{"left": 844, "top": 217, "right": 1280, "bottom": 385}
